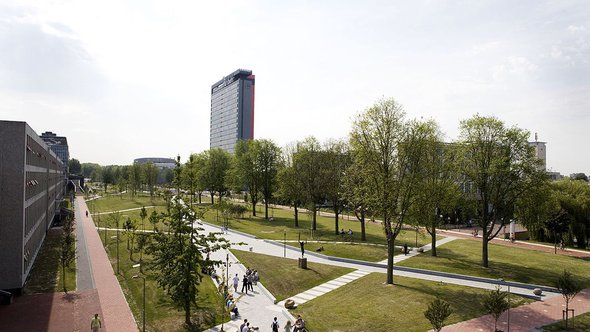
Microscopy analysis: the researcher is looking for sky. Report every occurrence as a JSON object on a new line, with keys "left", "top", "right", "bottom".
{"left": 0, "top": 0, "right": 588, "bottom": 175}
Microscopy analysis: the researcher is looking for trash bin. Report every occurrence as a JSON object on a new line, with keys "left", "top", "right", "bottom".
{"left": 0, "top": 290, "right": 13, "bottom": 305}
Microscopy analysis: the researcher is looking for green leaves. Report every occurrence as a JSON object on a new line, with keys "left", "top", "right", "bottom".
{"left": 424, "top": 299, "right": 452, "bottom": 332}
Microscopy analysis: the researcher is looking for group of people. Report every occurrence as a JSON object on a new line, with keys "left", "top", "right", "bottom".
{"left": 339, "top": 228, "right": 354, "bottom": 241}
{"left": 225, "top": 293, "right": 239, "bottom": 317}
{"left": 232, "top": 267, "right": 260, "bottom": 294}
{"left": 238, "top": 315, "right": 307, "bottom": 332}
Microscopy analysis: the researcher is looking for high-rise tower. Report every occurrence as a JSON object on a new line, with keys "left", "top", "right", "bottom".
{"left": 210, "top": 69, "right": 255, "bottom": 153}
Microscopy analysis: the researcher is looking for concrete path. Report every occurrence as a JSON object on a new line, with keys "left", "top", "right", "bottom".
{"left": 276, "top": 270, "right": 370, "bottom": 307}
{"left": 377, "top": 235, "right": 458, "bottom": 264}
{"left": 75, "top": 203, "right": 95, "bottom": 290}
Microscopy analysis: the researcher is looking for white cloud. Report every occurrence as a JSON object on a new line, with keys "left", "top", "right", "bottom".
{"left": 568, "top": 25, "right": 585, "bottom": 33}
{"left": 492, "top": 56, "right": 538, "bottom": 81}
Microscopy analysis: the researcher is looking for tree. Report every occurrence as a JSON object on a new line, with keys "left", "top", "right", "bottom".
{"left": 324, "top": 139, "right": 351, "bottom": 235}
{"left": 59, "top": 214, "right": 76, "bottom": 293}
{"left": 68, "top": 158, "right": 81, "bottom": 175}
{"left": 350, "top": 98, "right": 430, "bottom": 284}
{"left": 276, "top": 144, "right": 305, "bottom": 227}
{"left": 147, "top": 195, "right": 228, "bottom": 326}
{"left": 551, "top": 179, "right": 590, "bottom": 249}
{"left": 342, "top": 161, "right": 371, "bottom": 241}
{"left": 570, "top": 173, "right": 588, "bottom": 182}
{"left": 482, "top": 286, "right": 510, "bottom": 332}
{"left": 424, "top": 299, "right": 453, "bottom": 332}
{"left": 458, "top": 115, "right": 541, "bottom": 267}
{"left": 144, "top": 162, "right": 158, "bottom": 198}
{"left": 228, "top": 140, "right": 261, "bottom": 216}
{"left": 129, "top": 163, "right": 143, "bottom": 197}
{"left": 514, "top": 172, "right": 553, "bottom": 241}
{"left": 257, "top": 139, "right": 282, "bottom": 220}
{"left": 205, "top": 148, "right": 231, "bottom": 205}
{"left": 411, "top": 122, "right": 461, "bottom": 256}
{"left": 544, "top": 210, "right": 571, "bottom": 254}
{"left": 101, "top": 166, "right": 115, "bottom": 193}
{"left": 556, "top": 270, "right": 583, "bottom": 329}
{"left": 81, "top": 162, "right": 101, "bottom": 180}
{"left": 149, "top": 210, "right": 159, "bottom": 231}
{"left": 293, "top": 137, "right": 328, "bottom": 231}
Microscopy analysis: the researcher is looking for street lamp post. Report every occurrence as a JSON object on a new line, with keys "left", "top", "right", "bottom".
{"left": 499, "top": 278, "right": 510, "bottom": 332}
{"left": 225, "top": 253, "right": 229, "bottom": 290}
{"left": 116, "top": 215, "right": 120, "bottom": 274}
{"left": 133, "top": 272, "right": 146, "bottom": 332}
{"left": 284, "top": 230, "right": 287, "bottom": 258}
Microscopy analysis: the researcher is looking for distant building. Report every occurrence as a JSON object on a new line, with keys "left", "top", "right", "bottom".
{"left": 40, "top": 131, "right": 69, "bottom": 174}
{"left": 210, "top": 69, "right": 255, "bottom": 153}
{"left": 529, "top": 133, "right": 546, "bottom": 172}
{"left": 134, "top": 157, "right": 176, "bottom": 169}
{"left": 0, "top": 120, "right": 65, "bottom": 291}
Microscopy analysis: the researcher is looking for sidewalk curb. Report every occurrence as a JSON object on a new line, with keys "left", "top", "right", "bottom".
{"left": 200, "top": 221, "right": 258, "bottom": 239}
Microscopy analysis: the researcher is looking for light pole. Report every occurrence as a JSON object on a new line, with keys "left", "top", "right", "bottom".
{"left": 499, "top": 278, "right": 510, "bottom": 332}
{"left": 133, "top": 272, "right": 146, "bottom": 332}
{"left": 116, "top": 214, "right": 120, "bottom": 274}
{"left": 284, "top": 230, "right": 287, "bottom": 258}
{"left": 225, "top": 253, "right": 229, "bottom": 290}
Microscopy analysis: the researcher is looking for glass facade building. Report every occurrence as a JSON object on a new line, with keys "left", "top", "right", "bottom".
{"left": 210, "top": 69, "right": 255, "bottom": 153}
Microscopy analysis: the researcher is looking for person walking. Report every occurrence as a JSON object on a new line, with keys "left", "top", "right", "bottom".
{"left": 284, "top": 320, "right": 292, "bottom": 332}
{"left": 271, "top": 317, "right": 280, "bottom": 332}
{"left": 247, "top": 272, "right": 254, "bottom": 291}
{"left": 239, "top": 319, "right": 248, "bottom": 332}
{"left": 241, "top": 275, "right": 248, "bottom": 294}
{"left": 233, "top": 273, "right": 240, "bottom": 292}
{"left": 90, "top": 313, "right": 101, "bottom": 332}
{"left": 241, "top": 322, "right": 251, "bottom": 332}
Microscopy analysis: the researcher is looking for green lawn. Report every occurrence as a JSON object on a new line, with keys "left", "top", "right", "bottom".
{"left": 542, "top": 311, "right": 590, "bottom": 331}
{"left": 24, "top": 231, "right": 76, "bottom": 294}
{"left": 294, "top": 242, "right": 399, "bottom": 262}
{"left": 204, "top": 203, "right": 435, "bottom": 247}
{"left": 93, "top": 206, "right": 168, "bottom": 229}
{"left": 399, "top": 239, "right": 590, "bottom": 287}
{"left": 102, "top": 231, "right": 226, "bottom": 331}
{"left": 231, "top": 249, "right": 354, "bottom": 301}
{"left": 292, "top": 272, "right": 531, "bottom": 332}
{"left": 88, "top": 192, "right": 167, "bottom": 214}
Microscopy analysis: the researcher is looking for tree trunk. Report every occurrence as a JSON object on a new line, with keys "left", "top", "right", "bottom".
{"left": 334, "top": 205, "right": 339, "bottom": 235}
{"left": 312, "top": 204, "right": 317, "bottom": 230}
{"left": 431, "top": 220, "right": 437, "bottom": 257}
{"left": 386, "top": 235, "right": 394, "bottom": 284}
{"left": 252, "top": 201, "right": 257, "bottom": 217}
{"left": 211, "top": 193, "right": 214, "bottom": 205}
{"left": 482, "top": 236, "right": 489, "bottom": 268}
{"left": 265, "top": 200, "right": 269, "bottom": 220}
{"left": 184, "top": 302, "right": 191, "bottom": 326}
{"left": 62, "top": 264, "right": 67, "bottom": 293}
{"left": 294, "top": 203, "right": 299, "bottom": 227}
{"left": 198, "top": 193, "right": 202, "bottom": 204}
{"left": 360, "top": 210, "right": 366, "bottom": 241}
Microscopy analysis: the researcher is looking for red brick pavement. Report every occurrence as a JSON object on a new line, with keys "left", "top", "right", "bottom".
{"left": 440, "top": 289, "right": 590, "bottom": 332}
{"left": 0, "top": 289, "right": 102, "bottom": 332}
{"left": 77, "top": 197, "right": 137, "bottom": 332}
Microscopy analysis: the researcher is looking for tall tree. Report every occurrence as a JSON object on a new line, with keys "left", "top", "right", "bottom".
{"left": 276, "top": 144, "right": 305, "bottom": 227}
{"left": 293, "top": 137, "right": 328, "bottom": 231}
{"left": 551, "top": 179, "right": 590, "bottom": 249}
{"left": 342, "top": 161, "right": 370, "bottom": 241}
{"left": 324, "top": 139, "right": 351, "bottom": 235}
{"left": 411, "top": 122, "right": 461, "bottom": 256}
{"left": 350, "top": 98, "right": 430, "bottom": 284}
{"left": 147, "top": 195, "right": 228, "bottom": 326}
{"left": 205, "top": 148, "right": 231, "bottom": 204}
{"left": 68, "top": 158, "right": 81, "bottom": 175}
{"left": 144, "top": 162, "right": 158, "bottom": 198}
{"left": 228, "top": 140, "right": 261, "bottom": 216}
{"left": 257, "top": 139, "right": 282, "bottom": 219}
{"left": 129, "top": 163, "right": 143, "bottom": 197}
{"left": 458, "top": 115, "right": 541, "bottom": 267}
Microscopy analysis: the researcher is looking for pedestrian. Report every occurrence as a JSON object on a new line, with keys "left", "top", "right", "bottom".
{"left": 86, "top": 210, "right": 89, "bottom": 217}
{"left": 239, "top": 319, "right": 248, "bottom": 332}
{"left": 340, "top": 228, "right": 345, "bottom": 239}
{"left": 247, "top": 272, "right": 254, "bottom": 291}
{"left": 241, "top": 275, "right": 248, "bottom": 294}
{"left": 403, "top": 243, "right": 408, "bottom": 255}
{"left": 271, "top": 317, "right": 279, "bottom": 332}
{"left": 293, "top": 315, "right": 305, "bottom": 332}
{"left": 253, "top": 270, "right": 259, "bottom": 285}
{"left": 241, "top": 322, "right": 251, "bottom": 332}
{"left": 90, "top": 313, "right": 101, "bottom": 332}
{"left": 233, "top": 273, "right": 240, "bottom": 292}
{"left": 284, "top": 320, "right": 292, "bottom": 332}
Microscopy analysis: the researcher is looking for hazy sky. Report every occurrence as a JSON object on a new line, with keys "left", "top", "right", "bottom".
{"left": 1, "top": 1, "right": 588, "bottom": 174}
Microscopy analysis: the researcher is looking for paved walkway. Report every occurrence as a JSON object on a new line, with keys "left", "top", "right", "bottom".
{"left": 76, "top": 197, "right": 137, "bottom": 332}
